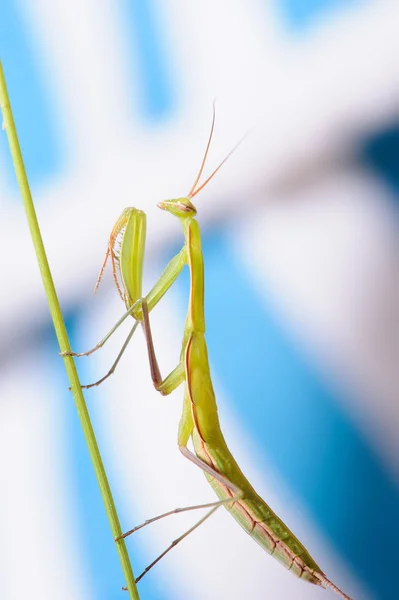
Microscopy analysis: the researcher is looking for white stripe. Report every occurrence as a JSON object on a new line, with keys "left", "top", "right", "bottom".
{"left": 0, "top": 350, "right": 90, "bottom": 599}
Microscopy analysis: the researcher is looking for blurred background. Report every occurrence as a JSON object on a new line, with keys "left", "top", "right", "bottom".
{"left": 0, "top": 1, "right": 398, "bottom": 599}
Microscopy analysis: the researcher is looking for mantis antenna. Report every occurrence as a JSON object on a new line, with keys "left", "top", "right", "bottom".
{"left": 188, "top": 102, "right": 248, "bottom": 199}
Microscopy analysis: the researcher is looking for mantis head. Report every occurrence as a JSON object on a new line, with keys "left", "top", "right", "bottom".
{"left": 157, "top": 197, "right": 197, "bottom": 217}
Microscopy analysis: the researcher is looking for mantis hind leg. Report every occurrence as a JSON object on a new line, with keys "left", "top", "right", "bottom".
{"left": 120, "top": 505, "right": 219, "bottom": 589}
{"left": 179, "top": 445, "right": 243, "bottom": 498}
{"left": 116, "top": 448, "right": 243, "bottom": 584}
{"left": 132, "top": 506, "right": 220, "bottom": 585}
{"left": 117, "top": 477, "right": 241, "bottom": 584}
{"left": 117, "top": 497, "right": 233, "bottom": 542}
{"left": 176, "top": 400, "right": 243, "bottom": 498}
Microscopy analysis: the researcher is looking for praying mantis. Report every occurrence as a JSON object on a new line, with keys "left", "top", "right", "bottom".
{"left": 66, "top": 107, "right": 352, "bottom": 599}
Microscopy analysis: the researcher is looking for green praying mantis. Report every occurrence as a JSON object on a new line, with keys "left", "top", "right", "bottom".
{"left": 66, "top": 107, "right": 352, "bottom": 599}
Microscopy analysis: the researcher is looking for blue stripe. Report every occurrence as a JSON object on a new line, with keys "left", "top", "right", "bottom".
{"left": 175, "top": 232, "right": 399, "bottom": 599}
{"left": 119, "top": 0, "right": 174, "bottom": 121}
{"left": 0, "top": 1, "right": 60, "bottom": 189}
{"left": 362, "top": 125, "right": 399, "bottom": 197}
{"left": 56, "top": 314, "right": 166, "bottom": 600}
{"left": 276, "top": 0, "right": 365, "bottom": 30}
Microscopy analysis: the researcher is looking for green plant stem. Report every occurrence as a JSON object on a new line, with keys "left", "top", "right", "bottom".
{"left": 0, "top": 61, "right": 139, "bottom": 599}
